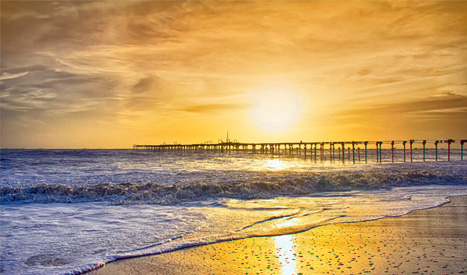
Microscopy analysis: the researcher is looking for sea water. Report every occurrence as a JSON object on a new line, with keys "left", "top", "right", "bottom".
{"left": 1, "top": 149, "right": 466, "bottom": 274}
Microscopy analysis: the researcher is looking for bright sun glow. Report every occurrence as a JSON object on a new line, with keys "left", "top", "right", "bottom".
{"left": 251, "top": 85, "right": 302, "bottom": 132}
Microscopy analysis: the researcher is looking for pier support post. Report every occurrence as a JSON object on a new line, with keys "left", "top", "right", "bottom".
{"left": 375, "top": 142, "right": 382, "bottom": 163}
{"left": 422, "top": 140, "right": 426, "bottom": 161}
{"left": 314, "top": 144, "right": 317, "bottom": 162}
{"left": 321, "top": 143, "right": 325, "bottom": 162}
{"left": 364, "top": 142, "right": 368, "bottom": 163}
{"left": 435, "top": 141, "right": 439, "bottom": 161}
{"left": 391, "top": 141, "right": 395, "bottom": 163}
{"left": 403, "top": 141, "right": 407, "bottom": 162}
{"left": 329, "top": 143, "right": 332, "bottom": 162}
{"left": 332, "top": 143, "right": 335, "bottom": 161}
{"left": 320, "top": 143, "right": 324, "bottom": 162}
{"left": 342, "top": 143, "right": 345, "bottom": 164}
{"left": 376, "top": 142, "right": 379, "bottom": 163}
{"left": 409, "top": 139, "right": 414, "bottom": 162}
{"left": 352, "top": 142, "right": 356, "bottom": 163}
{"left": 446, "top": 139, "right": 454, "bottom": 161}
{"left": 331, "top": 143, "right": 334, "bottom": 162}
{"left": 461, "top": 140, "right": 466, "bottom": 161}
{"left": 378, "top": 142, "right": 383, "bottom": 163}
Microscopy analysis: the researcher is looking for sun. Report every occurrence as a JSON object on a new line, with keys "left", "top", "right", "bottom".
{"left": 250, "top": 84, "right": 302, "bottom": 132}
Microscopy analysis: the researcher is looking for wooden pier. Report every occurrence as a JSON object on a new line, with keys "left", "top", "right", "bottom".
{"left": 134, "top": 139, "right": 467, "bottom": 163}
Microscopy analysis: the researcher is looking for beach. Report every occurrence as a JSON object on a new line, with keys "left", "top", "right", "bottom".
{"left": 91, "top": 196, "right": 467, "bottom": 275}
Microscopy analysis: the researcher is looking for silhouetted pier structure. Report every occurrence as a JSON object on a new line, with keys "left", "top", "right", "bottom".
{"left": 134, "top": 139, "right": 467, "bottom": 163}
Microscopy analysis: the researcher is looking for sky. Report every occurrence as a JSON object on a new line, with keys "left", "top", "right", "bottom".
{"left": 1, "top": 0, "right": 466, "bottom": 148}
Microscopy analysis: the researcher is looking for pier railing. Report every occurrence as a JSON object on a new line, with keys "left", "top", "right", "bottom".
{"left": 133, "top": 139, "right": 467, "bottom": 163}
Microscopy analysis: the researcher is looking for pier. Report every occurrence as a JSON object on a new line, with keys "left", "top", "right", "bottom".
{"left": 134, "top": 139, "right": 467, "bottom": 163}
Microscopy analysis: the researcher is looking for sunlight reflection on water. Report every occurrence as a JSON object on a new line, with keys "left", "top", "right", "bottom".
{"left": 275, "top": 234, "right": 296, "bottom": 275}
{"left": 263, "top": 159, "right": 291, "bottom": 171}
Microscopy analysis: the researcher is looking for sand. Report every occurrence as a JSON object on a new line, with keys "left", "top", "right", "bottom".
{"left": 90, "top": 196, "right": 467, "bottom": 275}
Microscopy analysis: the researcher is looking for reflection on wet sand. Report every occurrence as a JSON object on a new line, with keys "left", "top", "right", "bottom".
{"left": 90, "top": 196, "right": 467, "bottom": 275}
{"left": 275, "top": 235, "right": 296, "bottom": 275}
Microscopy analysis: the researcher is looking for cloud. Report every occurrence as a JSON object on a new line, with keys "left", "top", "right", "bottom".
{"left": 179, "top": 103, "right": 251, "bottom": 114}
{"left": 46, "top": 101, "right": 98, "bottom": 115}
{"left": 0, "top": 89, "right": 56, "bottom": 112}
{"left": 132, "top": 77, "right": 154, "bottom": 94}
{"left": 332, "top": 92, "right": 467, "bottom": 127}
{"left": 0, "top": 72, "right": 28, "bottom": 81}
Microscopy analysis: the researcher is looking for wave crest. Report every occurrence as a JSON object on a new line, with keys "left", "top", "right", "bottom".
{"left": 1, "top": 170, "right": 465, "bottom": 204}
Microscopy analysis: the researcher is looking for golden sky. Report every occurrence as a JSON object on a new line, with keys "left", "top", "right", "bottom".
{"left": 1, "top": 1, "right": 466, "bottom": 148}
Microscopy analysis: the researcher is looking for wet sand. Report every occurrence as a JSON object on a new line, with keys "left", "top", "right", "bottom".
{"left": 90, "top": 196, "right": 467, "bottom": 274}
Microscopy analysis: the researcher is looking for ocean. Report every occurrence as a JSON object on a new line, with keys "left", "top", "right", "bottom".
{"left": 1, "top": 149, "right": 466, "bottom": 274}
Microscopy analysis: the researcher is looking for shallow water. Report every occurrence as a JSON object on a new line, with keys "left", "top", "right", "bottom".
{"left": 0, "top": 149, "right": 466, "bottom": 274}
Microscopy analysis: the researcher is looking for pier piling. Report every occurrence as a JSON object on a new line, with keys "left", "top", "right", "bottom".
{"left": 376, "top": 142, "right": 379, "bottom": 163}
{"left": 364, "top": 142, "right": 368, "bottom": 163}
{"left": 422, "top": 140, "right": 426, "bottom": 161}
{"left": 376, "top": 142, "right": 383, "bottom": 163}
{"left": 403, "top": 141, "right": 407, "bottom": 162}
{"left": 341, "top": 143, "right": 345, "bottom": 164}
{"left": 446, "top": 139, "right": 454, "bottom": 161}
{"left": 462, "top": 140, "right": 466, "bottom": 161}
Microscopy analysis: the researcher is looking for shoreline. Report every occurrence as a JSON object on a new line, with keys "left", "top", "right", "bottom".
{"left": 90, "top": 195, "right": 467, "bottom": 274}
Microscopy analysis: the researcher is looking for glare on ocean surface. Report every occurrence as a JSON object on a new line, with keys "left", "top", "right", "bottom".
{"left": 263, "top": 159, "right": 290, "bottom": 171}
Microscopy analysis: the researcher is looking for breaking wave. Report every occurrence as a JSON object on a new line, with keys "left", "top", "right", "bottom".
{"left": 2, "top": 169, "right": 465, "bottom": 204}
